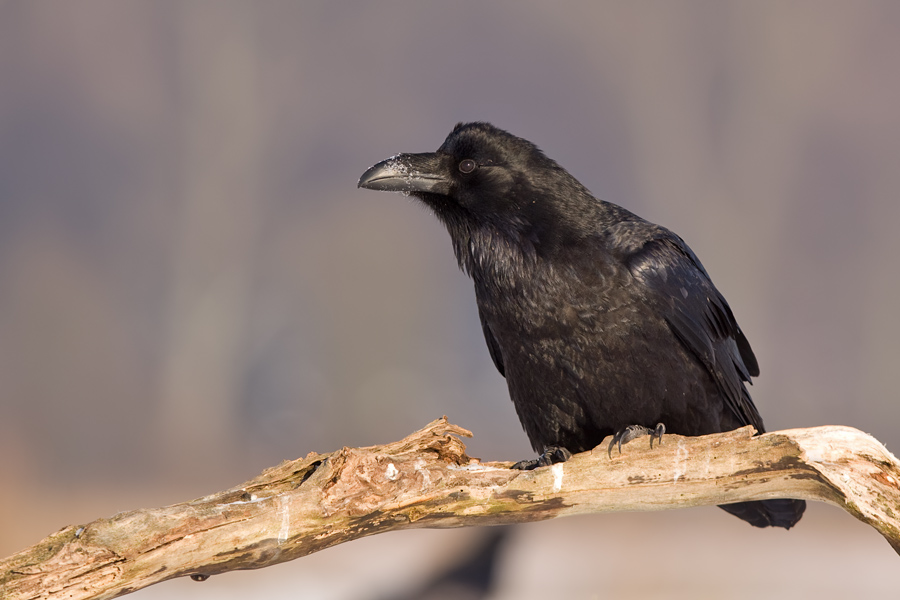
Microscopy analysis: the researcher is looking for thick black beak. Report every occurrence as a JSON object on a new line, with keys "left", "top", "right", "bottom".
{"left": 358, "top": 152, "right": 451, "bottom": 195}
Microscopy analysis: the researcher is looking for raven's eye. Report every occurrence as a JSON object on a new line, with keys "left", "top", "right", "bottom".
{"left": 459, "top": 159, "right": 476, "bottom": 173}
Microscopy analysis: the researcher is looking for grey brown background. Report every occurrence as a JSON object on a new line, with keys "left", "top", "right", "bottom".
{"left": 1, "top": 2, "right": 899, "bottom": 597}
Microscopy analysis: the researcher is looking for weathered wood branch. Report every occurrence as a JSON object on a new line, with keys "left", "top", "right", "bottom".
{"left": 2, "top": 418, "right": 899, "bottom": 599}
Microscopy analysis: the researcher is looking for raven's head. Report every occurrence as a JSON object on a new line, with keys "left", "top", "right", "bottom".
{"left": 359, "top": 122, "right": 604, "bottom": 263}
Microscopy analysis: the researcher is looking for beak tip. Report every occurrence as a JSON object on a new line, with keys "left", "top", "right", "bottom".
{"left": 357, "top": 153, "right": 448, "bottom": 195}
{"left": 357, "top": 163, "right": 387, "bottom": 191}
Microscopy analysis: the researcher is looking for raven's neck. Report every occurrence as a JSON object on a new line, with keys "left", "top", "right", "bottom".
{"left": 421, "top": 189, "right": 638, "bottom": 291}
{"left": 452, "top": 218, "right": 539, "bottom": 290}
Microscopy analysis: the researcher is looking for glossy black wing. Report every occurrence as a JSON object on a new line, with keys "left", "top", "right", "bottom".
{"left": 478, "top": 306, "right": 505, "bottom": 378}
{"left": 627, "top": 232, "right": 763, "bottom": 431}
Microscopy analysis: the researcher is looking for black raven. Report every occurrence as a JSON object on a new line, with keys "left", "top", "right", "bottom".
{"left": 358, "top": 122, "right": 805, "bottom": 529}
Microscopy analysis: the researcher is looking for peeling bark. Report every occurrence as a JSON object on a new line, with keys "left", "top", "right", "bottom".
{"left": 2, "top": 418, "right": 899, "bottom": 599}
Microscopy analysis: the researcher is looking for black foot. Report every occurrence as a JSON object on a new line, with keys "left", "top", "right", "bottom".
{"left": 511, "top": 446, "right": 573, "bottom": 470}
{"left": 607, "top": 423, "right": 665, "bottom": 458}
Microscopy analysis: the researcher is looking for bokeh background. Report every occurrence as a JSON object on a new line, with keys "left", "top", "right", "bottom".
{"left": 2, "top": 1, "right": 899, "bottom": 598}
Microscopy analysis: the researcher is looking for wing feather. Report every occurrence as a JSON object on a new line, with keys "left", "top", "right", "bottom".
{"left": 478, "top": 306, "right": 506, "bottom": 377}
{"left": 628, "top": 233, "right": 763, "bottom": 431}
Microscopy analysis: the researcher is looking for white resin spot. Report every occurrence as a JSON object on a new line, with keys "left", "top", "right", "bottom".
{"left": 385, "top": 463, "right": 399, "bottom": 481}
{"left": 551, "top": 463, "right": 564, "bottom": 493}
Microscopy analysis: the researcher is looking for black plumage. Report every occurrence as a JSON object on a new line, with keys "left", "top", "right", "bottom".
{"left": 358, "top": 122, "right": 805, "bottom": 529}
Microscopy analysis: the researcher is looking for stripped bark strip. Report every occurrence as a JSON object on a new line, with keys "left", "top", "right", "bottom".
{"left": 2, "top": 418, "right": 898, "bottom": 600}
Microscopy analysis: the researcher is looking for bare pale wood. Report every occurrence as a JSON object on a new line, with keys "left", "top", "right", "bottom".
{"left": 2, "top": 418, "right": 899, "bottom": 599}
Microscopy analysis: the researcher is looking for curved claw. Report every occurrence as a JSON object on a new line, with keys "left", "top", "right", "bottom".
{"left": 511, "top": 445, "right": 573, "bottom": 470}
{"left": 511, "top": 458, "right": 539, "bottom": 470}
{"left": 608, "top": 423, "right": 667, "bottom": 458}
{"left": 649, "top": 422, "right": 666, "bottom": 449}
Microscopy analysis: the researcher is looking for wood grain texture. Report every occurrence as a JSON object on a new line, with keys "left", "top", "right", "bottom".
{"left": 2, "top": 418, "right": 898, "bottom": 599}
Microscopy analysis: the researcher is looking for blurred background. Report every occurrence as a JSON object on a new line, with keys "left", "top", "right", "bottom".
{"left": 1, "top": 1, "right": 899, "bottom": 598}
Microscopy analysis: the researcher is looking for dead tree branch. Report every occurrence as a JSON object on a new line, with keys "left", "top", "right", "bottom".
{"left": 2, "top": 418, "right": 899, "bottom": 599}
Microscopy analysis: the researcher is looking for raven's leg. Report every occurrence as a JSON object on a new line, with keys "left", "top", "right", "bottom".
{"left": 607, "top": 423, "right": 665, "bottom": 458}
{"left": 511, "top": 446, "right": 573, "bottom": 470}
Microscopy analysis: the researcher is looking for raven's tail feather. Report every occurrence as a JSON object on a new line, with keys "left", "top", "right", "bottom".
{"left": 718, "top": 499, "right": 806, "bottom": 529}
